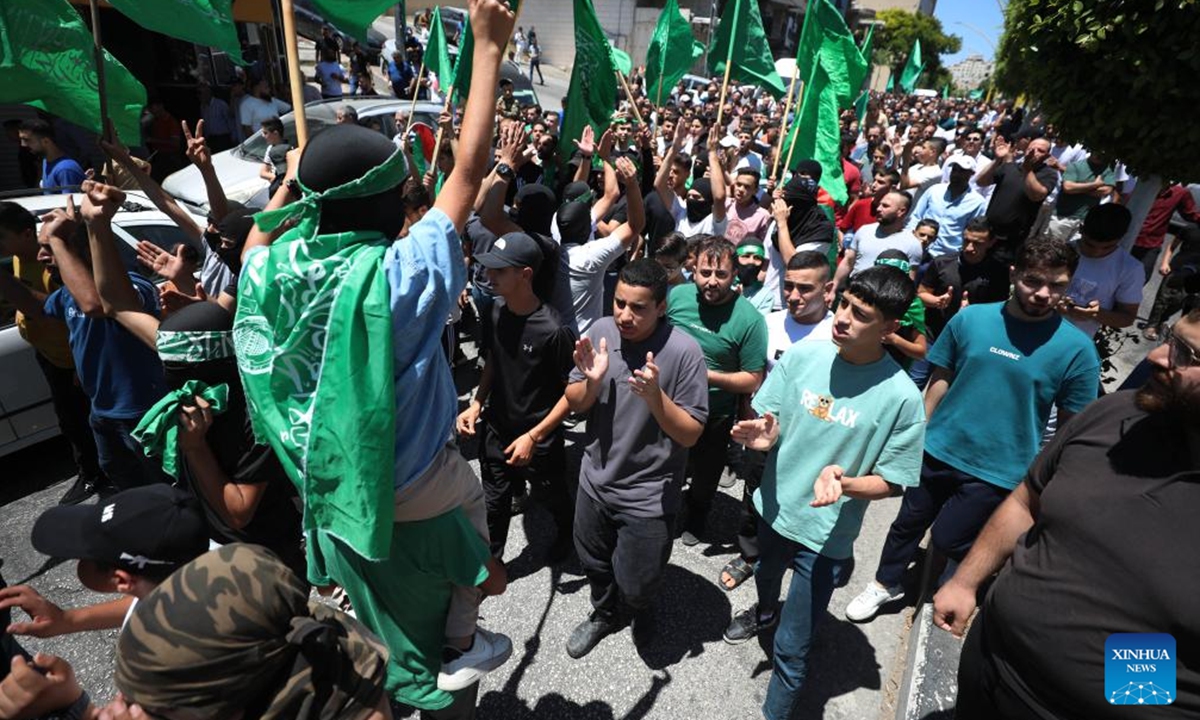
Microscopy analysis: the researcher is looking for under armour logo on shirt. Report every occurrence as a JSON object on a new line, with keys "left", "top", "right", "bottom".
{"left": 523, "top": 343, "right": 534, "bottom": 353}
{"left": 101, "top": 504, "right": 115, "bottom": 523}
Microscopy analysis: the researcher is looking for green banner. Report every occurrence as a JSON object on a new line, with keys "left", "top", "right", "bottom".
{"left": 644, "top": 0, "right": 697, "bottom": 106}
{"left": 707, "top": 0, "right": 787, "bottom": 99}
{"left": 0, "top": 0, "right": 146, "bottom": 144}
{"left": 558, "top": 0, "right": 618, "bottom": 161}
{"left": 108, "top": 0, "right": 243, "bottom": 64}
{"left": 425, "top": 6, "right": 454, "bottom": 92}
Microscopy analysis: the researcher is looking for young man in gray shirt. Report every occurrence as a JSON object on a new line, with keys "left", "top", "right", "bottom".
{"left": 564, "top": 259, "right": 709, "bottom": 659}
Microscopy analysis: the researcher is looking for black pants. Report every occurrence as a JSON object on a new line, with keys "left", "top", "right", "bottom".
{"left": 574, "top": 490, "right": 673, "bottom": 619}
{"left": 480, "top": 424, "right": 572, "bottom": 558}
{"left": 1130, "top": 244, "right": 1163, "bottom": 284}
{"left": 1147, "top": 279, "right": 1189, "bottom": 328}
{"left": 955, "top": 607, "right": 1046, "bottom": 719}
{"left": 875, "top": 453, "right": 1010, "bottom": 588}
{"left": 35, "top": 353, "right": 103, "bottom": 485}
{"left": 682, "top": 415, "right": 735, "bottom": 535}
{"left": 736, "top": 448, "right": 766, "bottom": 561}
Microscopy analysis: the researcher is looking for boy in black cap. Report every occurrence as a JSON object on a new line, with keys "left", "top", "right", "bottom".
{"left": 0, "top": 485, "right": 209, "bottom": 638}
{"left": 457, "top": 232, "right": 577, "bottom": 563}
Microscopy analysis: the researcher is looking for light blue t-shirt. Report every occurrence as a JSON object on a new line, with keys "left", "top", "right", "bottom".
{"left": 906, "top": 182, "right": 987, "bottom": 257}
{"left": 384, "top": 208, "right": 466, "bottom": 490}
{"left": 752, "top": 341, "right": 926, "bottom": 560}
{"left": 925, "top": 302, "right": 1100, "bottom": 490}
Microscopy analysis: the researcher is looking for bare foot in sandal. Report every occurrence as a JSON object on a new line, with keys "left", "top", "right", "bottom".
{"left": 720, "top": 557, "right": 755, "bottom": 590}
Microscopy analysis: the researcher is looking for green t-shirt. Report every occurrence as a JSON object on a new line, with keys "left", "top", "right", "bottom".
{"left": 313, "top": 508, "right": 490, "bottom": 711}
{"left": 667, "top": 283, "right": 768, "bottom": 418}
{"left": 752, "top": 341, "right": 926, "bottom": 559}
{"left": 1055, "top": 160, "right": 1117, "bottom": 220}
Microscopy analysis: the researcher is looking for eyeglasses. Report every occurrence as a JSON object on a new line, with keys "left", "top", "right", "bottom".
{"left": 1164, "top": 325, "right": 1200, "bottom": 368}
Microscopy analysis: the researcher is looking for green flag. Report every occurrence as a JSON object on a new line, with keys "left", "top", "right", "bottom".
{"left": 0, "top": 0, "right": 146, "bottom": 145}
{"left": 451, "top": 14, "right": 474, "bottom": 103}
{"left": 851, "top": 23, "right": 874, "bottom": 93}
{"left": 968, "top": 88, "right": 983, "bottom": 100}
{"left": 707, "top": 0, "right": 787, "bottom": 99}
{"left": 781, "top": 0, "right": 866, "bottom": 205}
{"left": 425, "top": 6, "right": 453, "bottom": 93}
{"left": 611, "top": 42, "right": 632, "bottom": 77}
{"left": 942, "top": 83, "right": 949, "bottom": 99}
{"left": 558, "top": 0, "right": 618, "bottom": 161}
{"left": 305, "top": 0, "right": 402, "bottom": 43}
{"left": 899, "top": 37, "right": 922, "bottom": 92}
{"left": 107, "top": 0, "right": 243, "bottom": 64}
{"left": 644, "top": 0, "right": 696, "bottom": 106}
{"left": 854, "top": 90, "right": 868, "bottom": 124}
{"left": 886, "top": 72, "right": 895, "bottom": 92}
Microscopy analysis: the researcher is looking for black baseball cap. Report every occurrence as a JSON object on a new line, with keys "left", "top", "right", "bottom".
{"left": 474, "top": 231, "right": 543, "bottom": 272}
{"left": 31, "top": 485, "right": 209, "bottom": 575}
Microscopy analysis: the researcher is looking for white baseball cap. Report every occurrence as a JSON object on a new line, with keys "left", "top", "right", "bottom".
{"left": 946, "top": 154, "right": 977, "bottom": 172}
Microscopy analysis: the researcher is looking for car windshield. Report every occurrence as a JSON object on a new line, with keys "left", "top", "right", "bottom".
{"left": 235, "top": 116, "right": 332, "bottom": 161}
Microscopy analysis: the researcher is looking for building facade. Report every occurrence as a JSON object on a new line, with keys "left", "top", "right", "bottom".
{"left": 948, "top": 54, "right": 994, "bottom": 90}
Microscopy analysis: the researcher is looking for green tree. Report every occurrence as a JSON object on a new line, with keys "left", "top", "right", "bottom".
{"left": 875, "top": 8, "right": 961, "bottom": 90}
{"left": 996, "top": 0, "right": 1200, "bottom": 182}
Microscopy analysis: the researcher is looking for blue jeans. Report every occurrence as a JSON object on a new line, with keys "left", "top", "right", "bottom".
{"left": 908, "top": 357, "right": 932, "bottom": 388}
{"left": 90, "top": 414, "right": 167, "bottom": 491}
{"left": 755, "top": 519, "right": 853, "bottom": 720}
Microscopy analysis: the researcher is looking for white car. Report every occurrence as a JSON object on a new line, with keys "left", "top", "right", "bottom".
{"left": 162, "top": 97, "right": 444, "bottom": 211}
{"left": 0, "top": 191, "right": 207, "bottom": 459}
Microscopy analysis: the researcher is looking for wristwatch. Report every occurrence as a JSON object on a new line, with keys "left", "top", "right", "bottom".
{"left": 45, "top": 691, "right": 90, "bottom": 720}
{"left": 496, "top": 162, "right": 515, "bottom": 180}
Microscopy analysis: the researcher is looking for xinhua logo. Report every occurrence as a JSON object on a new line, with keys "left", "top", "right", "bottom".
{"left": 1105, "top": 634, "right": 1175, "bottom": 706}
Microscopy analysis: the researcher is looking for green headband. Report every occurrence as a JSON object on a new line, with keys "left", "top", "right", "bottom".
{"left": 253, "top": 147, "right": 410, "bottom": 239}
{"left": 157, "top": 330, "right": 235, "bottom": 364}
{"left": 875, "top": 257, "right": 912, "bottom": 274}
{"left": 737, "top": 244, "right": 766, "bottom": 258}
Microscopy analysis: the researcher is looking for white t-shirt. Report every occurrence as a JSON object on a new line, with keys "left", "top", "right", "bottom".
{"left": 765, "top": 310, "right": 833, "bottom": 372}
{"left": 1064, "top": 249, "right": 1145, "bottom": 338}
{"left": 566, "top": 236, "right": 627, "bottom": 334}
{"left": 907, "top": 163, "right": 944, "bottom": 205}
{"left": 849, "top": 223, "right": 923, "bottom": 275}
{"left": 671, "top": 195, "right": 728, "bottom": 238}
{"left": 239, "top": 96, "right": 291, "bottom": 129}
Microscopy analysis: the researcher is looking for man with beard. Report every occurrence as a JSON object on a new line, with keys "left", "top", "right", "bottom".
{"left": 237, "top": 78, "right": 291, "bottom": 140}
{"left": 667, "top": 236, "right": 768, "bottom": 546}
{"left": 933, "top": 297, "right": 1200, "bottom": 718}
{"left": 833, "top": 191, "right": 921, "bottom": 290}
{"left": 976, "top": 136, "right": 1057, "bottom": 259}
{"left": 844, "top": 237, "right": 1100, "bottom": 623}
{"left": 17, "top": 120, "right": 84, "bottom": 194}
{"left": 838, "top": 169, "right": 900, "bottom": 235}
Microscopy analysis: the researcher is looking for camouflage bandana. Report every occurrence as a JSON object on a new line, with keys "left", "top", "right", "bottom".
{"left": 156, "top": 329, "right": 235, "bottom": 364}
{"left": 116, "top": 544, "right": 388, "bottom": 720}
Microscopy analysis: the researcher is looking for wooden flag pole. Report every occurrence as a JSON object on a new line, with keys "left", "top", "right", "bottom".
{"left": 713, "top": 0, "right": 738, "bottom": 131}
{"left": 615, "top": 71, "right": 645, "bottom": 126}
{"left": 87, "top": 0, "right": 110, "bottom": 145}
{"left": 279, "top": 0, "right": 309, "bottom": 146}
{"left": 770, "top": 69, "right": 801, "bottom": 181}
{"left": 782, "top": 80, "right": 806, "bottom": 173}
{"left": 427, "top": 86, "right": 455, "bottom": 189}
{"left": 403, "top": 53, "right": 429, "bottom": 137}
{"left": 714, "top": 62, "right": 733, "bottom": 130}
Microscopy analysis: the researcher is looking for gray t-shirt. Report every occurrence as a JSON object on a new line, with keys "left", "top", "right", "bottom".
{"left": 570, "top": 317, "right": 709, "bottom": 518}
{"left": 849, "top": 223, "right": 923, "bottom": 275}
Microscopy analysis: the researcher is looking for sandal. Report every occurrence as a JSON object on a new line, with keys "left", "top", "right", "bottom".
{"left": 1143, "top": 325, "right": 1160, "bottom": 342}
{"left": 719, "top": 557, "right": 755, "bottom": 591}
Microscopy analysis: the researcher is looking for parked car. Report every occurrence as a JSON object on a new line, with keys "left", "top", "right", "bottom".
{"left": 162, "top": 97, "right": 443, "bottom": 211}
{"left": 293, "top": 0, "right": 386, "bottom": 63}
{"left": 0, "top": 191, "right": 208, "bottom": 459}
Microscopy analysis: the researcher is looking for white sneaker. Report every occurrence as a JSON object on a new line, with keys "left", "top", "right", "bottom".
{"left": 437, "top": 628, "right": 513, "bottom": 692}
{"left": 844, "top": 582, "right": 904, "bottom": 622}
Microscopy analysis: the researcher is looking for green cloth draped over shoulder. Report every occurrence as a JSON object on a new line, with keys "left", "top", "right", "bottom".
{"left": 234, "top": 148, "right": 407, "bottom": 563}
{"left": 132, "top": 380, "right": 229, "bottom": 480}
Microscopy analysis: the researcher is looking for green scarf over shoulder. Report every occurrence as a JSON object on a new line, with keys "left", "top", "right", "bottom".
{"left": 234, "top": 148, "right": 407, "bottom": 563}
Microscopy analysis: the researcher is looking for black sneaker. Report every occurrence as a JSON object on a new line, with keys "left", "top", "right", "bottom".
{"left": 566, "top": 612, "right": 623, "bottom": 659}
{"left": 511, "top": 492, "right": 529, "bottom": 516}
{"left": 58, "top": 476, "right": 98, "bottom": 506}
{"left": 723, "top": 604, "right": 778, "bottom": 645}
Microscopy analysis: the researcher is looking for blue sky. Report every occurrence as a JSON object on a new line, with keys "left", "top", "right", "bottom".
{"left": 934, "top": 0, "right": 1006, "bottom": 65}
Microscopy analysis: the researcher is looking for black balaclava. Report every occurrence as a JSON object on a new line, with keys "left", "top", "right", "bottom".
{"left": 686, "top": 178, "right": 713, "bottom": 223}
{"left": 513, "top": 184, "right": 557, "bottom": 236}
{"left": 643, "top": 191, "right": 677, "bottom": 252}
{"left": 556, "top": 201, "right": 591, "bottom": 246}
{"left": 297, "top": 124, "right": 407, "bottom": 239}
{"left": 213, "top": 208, "right": 256, "bottom": 274}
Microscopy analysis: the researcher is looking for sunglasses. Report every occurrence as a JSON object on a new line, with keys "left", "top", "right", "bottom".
{"left": 1164, "top": 324, "right": 1200, "bottom": 368}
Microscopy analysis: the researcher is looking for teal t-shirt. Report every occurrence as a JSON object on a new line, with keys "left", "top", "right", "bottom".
{"left": 925, "top": 302, "right": 1100, "bottom": 490}
{"left": 752, "top": 341, "right": 926, "bottom": 560}
{"left": 1055, "top": 160, "right": 1117, "bottom": 220}
{"left": 667, "top": 283, "right": 768, "bottom": 418}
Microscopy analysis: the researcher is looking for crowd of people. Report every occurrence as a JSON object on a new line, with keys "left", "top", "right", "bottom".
{"left": 0, "top": 0, "right": 1197, "bottom": 718}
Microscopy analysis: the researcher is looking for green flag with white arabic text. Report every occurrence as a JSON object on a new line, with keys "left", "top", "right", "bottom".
{"left": 425, "top": 6, "right": 454, "bottom": 93}
{"left": 107, "top": 0, "right": 243, "bottom": 64}
{"left": 558, "top": 0, "right": 618, "bottom": 162}
{"left": 707, "top": 0, "right": 787, "bottom": 99}
{"left": 0, "top": 0, "right": 146, "bottom": 145}
{"left": 644, "top": 0, "right": 697, "bottom": 106}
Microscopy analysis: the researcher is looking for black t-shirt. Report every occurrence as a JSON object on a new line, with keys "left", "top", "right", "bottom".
{"left": 985, "top": 161, "right": 1058, "bottom": 241}
{"left": 181, "top": 408, "right": 305, "bottom": 577}
{"left": 980, "top": 391, "right": 1200, "bottom": 718}
{"left": 922, "top": 252, "right": 1010, "bottom": 337}
{"left": 465, "top": 216, "right": 498, "bottom": 294}
{"left": 483, "top": 301, "right": 577, "bottom": 441}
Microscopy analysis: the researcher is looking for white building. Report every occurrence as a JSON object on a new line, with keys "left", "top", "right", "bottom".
{"left": 948, "top": 53, "right": 993, "bottom": 90}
